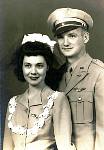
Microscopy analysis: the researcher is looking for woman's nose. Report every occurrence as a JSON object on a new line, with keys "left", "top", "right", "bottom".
{"left": 31, "top": 66, "right": 37, "bottom": 74}
{"left": 63, "top": 36, "right": 69, "bottom": 47}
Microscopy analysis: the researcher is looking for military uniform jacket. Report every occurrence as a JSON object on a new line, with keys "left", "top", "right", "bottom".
{"left": 59, "top": 53, "right": 104, "bottom": 150}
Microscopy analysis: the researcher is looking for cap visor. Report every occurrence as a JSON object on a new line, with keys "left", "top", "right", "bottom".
{"left": 54, "top": 25, "right": 81, "bottom": 36}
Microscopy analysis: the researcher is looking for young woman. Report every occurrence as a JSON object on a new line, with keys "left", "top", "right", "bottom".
{"left": 3, "top": 33, "right": 76, "bottom": 150}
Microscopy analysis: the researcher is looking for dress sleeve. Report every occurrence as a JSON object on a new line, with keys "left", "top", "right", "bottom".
{"left": 53, "top": 92, "right": 76, "bottom": 150}
{"left": 3, "top": 104, "right": 14, "bottom": 150}
{"left": 94, "top": 69, "right": 104, "bottom": 150}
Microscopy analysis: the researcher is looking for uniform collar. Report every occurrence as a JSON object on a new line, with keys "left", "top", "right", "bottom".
{"left": 67, "top": 53, "right": 87, "bottom": 72}
{"left": 76, "top": 53, "right": 92, "bottom": 72}
{"left": 65, "top": 53, "right": 93, "bottom": 94}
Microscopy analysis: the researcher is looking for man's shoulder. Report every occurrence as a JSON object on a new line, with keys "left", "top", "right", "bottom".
{"left": 91, "top": 59, "right": 104, "bottom": 69}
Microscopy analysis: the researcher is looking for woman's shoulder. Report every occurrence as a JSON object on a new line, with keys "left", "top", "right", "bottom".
{"left": 49, "top": 89, "right": 67, "bottom": 104}
{"left": 52, "top": 91, "right": 69, "bottom": 111}
{"left": 9, "top": 90, "right": 27, "bottom": 104}
{"left": 42, "top": 86, "right": 65, "bottom": 103}
{"left": 55, "top": 91, "right": 66, "bottom": 100}
{"left": 46, "top": 86, "right": 65, "bottom": 97}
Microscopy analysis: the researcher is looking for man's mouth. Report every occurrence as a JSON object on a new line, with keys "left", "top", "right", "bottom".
{"left": 62, "top": 47, "right": 73, "bottom": 50}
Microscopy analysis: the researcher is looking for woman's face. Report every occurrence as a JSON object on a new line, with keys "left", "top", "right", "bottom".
{"left": 22, "top": 55, "right": 48, "bottom": 86}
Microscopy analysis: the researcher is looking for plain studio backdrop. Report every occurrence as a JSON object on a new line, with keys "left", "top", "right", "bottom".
{"left": 0, "top": 0, "right": 104, "bottom": 148}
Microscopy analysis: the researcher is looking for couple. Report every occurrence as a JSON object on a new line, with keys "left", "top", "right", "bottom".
{"left": 3, "top": 8, "right": 104, "bottom": 150}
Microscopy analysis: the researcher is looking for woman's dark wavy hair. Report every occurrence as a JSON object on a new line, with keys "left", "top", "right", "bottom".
{"left": 11, "top": 41, "right": 54, "bottom": 84}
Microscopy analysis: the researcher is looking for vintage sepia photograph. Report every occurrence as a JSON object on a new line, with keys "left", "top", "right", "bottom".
{"left": 1, "top": 0, "right": 104, "bottom": 150}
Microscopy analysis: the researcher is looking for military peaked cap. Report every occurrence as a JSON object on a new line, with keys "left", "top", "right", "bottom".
{"left": 47, "top": 8, "right": 93, "bottom": 35}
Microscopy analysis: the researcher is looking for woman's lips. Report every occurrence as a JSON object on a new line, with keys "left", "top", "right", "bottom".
{"left": 29, "top": 76, "right": 39, "bottom": 80}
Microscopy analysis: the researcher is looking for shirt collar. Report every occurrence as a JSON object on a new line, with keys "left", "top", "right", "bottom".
{"left": 67, "top": 53, "right": 87, "bottom": 72}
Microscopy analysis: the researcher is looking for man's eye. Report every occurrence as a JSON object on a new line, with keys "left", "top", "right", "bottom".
{"left": 68, "top": 34, "right": 76, "bottom": 38}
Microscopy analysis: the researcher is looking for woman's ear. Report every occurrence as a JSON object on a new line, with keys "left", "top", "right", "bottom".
{"left": 47, "top": 66, "right": 49, "bottom": 71}
{"left": 83, "top": 31, "right": 89, "bottom": 44}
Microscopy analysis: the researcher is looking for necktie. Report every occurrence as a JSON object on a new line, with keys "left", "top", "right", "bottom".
{"left": 65, "top": 67, "right": 73, "bottom": 85}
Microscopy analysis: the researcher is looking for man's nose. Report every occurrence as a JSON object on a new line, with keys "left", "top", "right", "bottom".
{"left": 63, "top": 36, "right": 69, "bottom": 47}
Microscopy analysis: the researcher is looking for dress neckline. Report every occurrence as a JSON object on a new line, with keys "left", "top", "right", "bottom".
{"left": 8, "top": 91, "right": 59, "bottom": 135}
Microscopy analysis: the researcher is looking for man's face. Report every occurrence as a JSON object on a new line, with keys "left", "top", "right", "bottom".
{"left": 56, "top": 28, "right": 89, "bottom": 59}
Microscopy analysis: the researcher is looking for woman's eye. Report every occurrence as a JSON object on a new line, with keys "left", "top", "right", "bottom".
{"left": 37, "top": 64, "right": 44, "bottom": 68}
{"left": 24, "top": 64, "right": 31, "bottom": 68}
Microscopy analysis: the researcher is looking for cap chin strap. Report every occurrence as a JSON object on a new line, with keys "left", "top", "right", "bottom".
{"left": 53, "top": 17, "right": 88, "bottom": 35}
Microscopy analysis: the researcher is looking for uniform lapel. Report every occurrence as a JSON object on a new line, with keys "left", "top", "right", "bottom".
{"left": 65, "top": 54, "right": 93, "bottom": 94}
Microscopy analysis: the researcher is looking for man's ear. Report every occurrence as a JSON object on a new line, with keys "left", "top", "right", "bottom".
{"left": 83, "top": 31, "right": 89, "bottom": 43}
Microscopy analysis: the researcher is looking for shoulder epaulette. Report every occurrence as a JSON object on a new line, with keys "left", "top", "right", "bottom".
{"left": 92, "top": 59, "right": 104, "bottom": 69}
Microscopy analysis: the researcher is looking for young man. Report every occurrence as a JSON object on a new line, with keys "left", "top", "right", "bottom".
{"left": 47, "top": 8, "right": 104, "bottom": 150}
